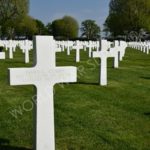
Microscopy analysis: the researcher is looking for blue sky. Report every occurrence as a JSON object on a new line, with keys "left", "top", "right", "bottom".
{"left": 29, "top": 0, "right": 110, "bottom": 29}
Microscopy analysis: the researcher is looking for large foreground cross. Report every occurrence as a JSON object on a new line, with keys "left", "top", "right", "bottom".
{"left": 9, "top": 36, "right": 77, "bottom": 150}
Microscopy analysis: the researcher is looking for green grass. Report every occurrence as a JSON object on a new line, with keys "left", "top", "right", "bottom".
{"left": 0, "top": 47, "right": 150, "bottom": 150}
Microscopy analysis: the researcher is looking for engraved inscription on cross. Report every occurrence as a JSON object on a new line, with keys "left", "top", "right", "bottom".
{"left": 9, "top": 36, "right": 77, "bottom": 150}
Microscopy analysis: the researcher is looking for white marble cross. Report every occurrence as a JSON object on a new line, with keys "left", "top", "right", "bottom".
{"left": 67, "top": 41, "right": 70, "bottom": 55}
{"left": 8, "top": 40, "right": 13, "bottom": 59}
{"left": 108, "top": 41, "right": 127, "bottom": 68}
{"left": 92, "top": 51, "right": 109, "bottom": 85}
{"left": 55, "top": 41, "right": 62, "bottom": 52}
{"left": 92, "top": 40, "right": 120, "bottom": 86}
{"left": 61, "top": 41, "right": 65, "bottom": 51}
{"left": 0, "top": 52, "right": 5, "bottom": 59}
{"left": 108, "top": 48, "right": 119, "bottom": 68}
{"left": 101, "top": 40, "right": 110, "bottom": 51}
{"left": 73, "top": 41, "right": 83, "bottom": 62}
{"left": 9, "top": 36, "right": 77, "bottom": 150}
{"left": 95, "top": 41, "right": 100, "bottom": 51}
{"left": 87, "top": 41, "right": 93, "bottom": 58}
{"left": 119, "top": 41, "right": 127, "bottom": 60}
{"left": 24, "top": 40, "right": 30, "bottom": 63}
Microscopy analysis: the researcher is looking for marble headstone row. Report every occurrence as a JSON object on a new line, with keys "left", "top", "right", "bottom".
{"left": 128, "top": 41, "right": 150, "bottom": 54}
{"left": 56, "top": 40, "right": 100, "bottom": 60}
{"left": 0, "top": 38, "right": 128, "bottom": 86}
{"left": 0, "top": 40, "right": 33, "bottom": 63}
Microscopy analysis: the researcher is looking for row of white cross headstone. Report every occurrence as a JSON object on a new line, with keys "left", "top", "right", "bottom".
{"left": 0, "top": 40, "right": 33, "bottom": 63}
{"left": 1, "top": 36, "right": 147, "bottom": 150}
{"left": 0, "top": 38, "right": 129, "bottom": 86}
{"left": 56, "top": 40, "right": 100, "bottom": 59}
{"left": 128, "top": 41, "right": 150, "bottom": 54}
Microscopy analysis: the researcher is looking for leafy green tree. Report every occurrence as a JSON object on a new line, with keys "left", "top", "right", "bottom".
{"left": 51, "top": 16, "right": 79, "bottom": 39}
{"left": 0, "top": 16, "right": 39, "bottom": 39}
{"left": 0, "top": 0, "right": 29, "bottom": 26}
{"left": 46, "top": 22, "right": 53, "bottom": 35}
{"left": 0, "top": 0, "right": 29, "bottom": 39}
{"left": 35, "top": 19, "right": 48, "bottom": 35}
{"left": 62, "top": 16, "right": 79, "bottom": 38}
{"left": 1, "top": 19, "right": 18, "bottom": 39}
{"left": 80, "top": 20, "right": 101, "bottom": 39}
{"left": 51, "top": 19, "right": 65, "bottom": 37}
{"left": 105, "top": 0, "right": 150, "bottom": 37}
{"left": 16, "top": 16, "right": 38, "bottom": 39}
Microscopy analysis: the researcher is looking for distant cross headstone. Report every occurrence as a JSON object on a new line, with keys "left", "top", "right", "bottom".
{"left": 24, "top": 40, "right": 30, "bottom": 63}
{"left": 55, "top": 41, "right": 62, "bottom": 52}
{"left": 67, "top": 41, "right": 72, "bottom": 55}
{"left": 100, "top": 40, "right": 110, "bottom": 51}
{"left": 92, "top": 40, "right": 117, "bottom": 85}
{"left": 96, "top": 41, "right": 99, "bottom": 51}
{"left": 93, "top": 40, "right": 127, "bottom": 85}
{"left": 61, "top": 41, "right": 65, "bottom": 51}
{"left": 109, "top": 48, "right": 119, "bottom": 68}
{"left": 25, "top": 47, "right": 29, "bottom": 63}
{"left": 67, "top": 41, "right": 70, "bottom": 55}
{"left": 8, "top": 40, "right": 13, "bottom": 59}
{"left": 92, "top": 51, "right": 109, "bottom": 85}
{"left": 9, "top": 36, "right": 77, "bottom": 150}
{"left": 119, "top": 41, "right": 127, "bottom": 60}
{"left": 88, "top": 41, "right": 93, "bottom": 58}
{"left": 146, "top": 45, "right": 150, "bottom": 54}
{"left": 73, "top": 41, "right": 83, "bottom": 62}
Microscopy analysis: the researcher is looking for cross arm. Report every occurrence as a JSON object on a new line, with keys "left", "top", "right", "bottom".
{"left": 8, "top": 68, "right": 36, "bottom": 86}
{"left": 92, "top": 51, "right": 108, "bottom": 58}
{"left": 53, "top": 67, "right": 77, "bottom": 84}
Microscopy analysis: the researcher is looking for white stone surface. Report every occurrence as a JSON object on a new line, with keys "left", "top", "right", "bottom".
{"left": 0, "top": 52, "right": 5, "bottom": 59}
{"left": 92, "top": 40, "right": 127, "bottom": 85}
{"left": 88, "top": 41, "right": 93, "bottom": 58}
{"left": 119, "top": 41, "right": 127, "bottom": 60}
{"left": 67, "top": 41, "right": 73, "bottom": 55}
{"left": 9, "top": 36, "right": 77, "bottom": 150}
{"left": 25, "top": 47, "right": 29, "bottom": 63}
{"left": 109, "top": 41, "right": 119, "bottom": 68}
{"left": 8, "top": 40, "right": 13, "bottom": 59}
{"left": 24, "top": 40, "right": 30, "bottom": 63}
{"left": 101, "top": 40, "right": 110, "bottom": 51}
{"left": 92, "top": 51, "right": 109, "bottom": 86}
{"left": 73, "top": 41, "right": 83, "bottom": 62}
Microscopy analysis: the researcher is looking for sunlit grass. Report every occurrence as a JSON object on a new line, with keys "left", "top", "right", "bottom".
{"left": 0, "top": 47, "right": 150, "bottom": 150}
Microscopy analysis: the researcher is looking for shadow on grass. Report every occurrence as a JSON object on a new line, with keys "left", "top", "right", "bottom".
{"left": 144, "top": 112, "right": 150, "bottom": 117}
{"left": 76, "top": 82, "right": 99, "bottom": 86}
{"left": 140, "top": 76, "right": 150, "bottom": 80}
{"left": 0, "top": 138, "right": 32, "bottom": 150}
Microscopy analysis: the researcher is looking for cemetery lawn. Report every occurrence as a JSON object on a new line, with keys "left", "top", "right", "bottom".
{"left": 0, "top": 47, "right": 150, "bottom": 150}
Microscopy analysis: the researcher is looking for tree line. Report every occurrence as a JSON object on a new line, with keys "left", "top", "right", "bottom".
{"left": 1, "top": 0, "right": 149, "bottom": 41}
{"left": 104, "top": 0, "right": 150, "bottom": 41}
{"left": 0, "top": 0, "right": 101, "bottom": 40}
